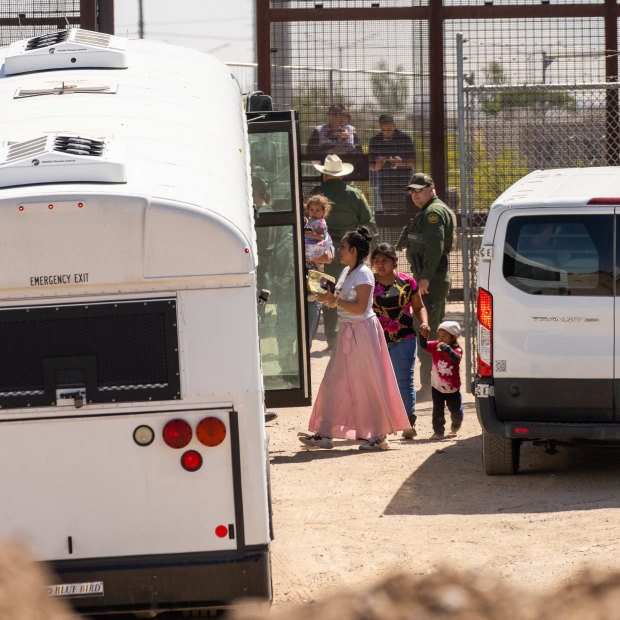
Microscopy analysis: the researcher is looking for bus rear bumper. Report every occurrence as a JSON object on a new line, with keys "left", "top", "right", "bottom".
{"left": 49, "top": 545, "right": 271, "bottom": 616}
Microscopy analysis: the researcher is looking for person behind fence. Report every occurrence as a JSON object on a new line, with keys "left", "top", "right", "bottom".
{"left": 305, "top": 103, "right": 361, "bottom": 159}
{"left": 310, "top": 154, "right": 378, "bottom": 351}
{"left": 419, "top": 320, "right": 463, "bottom": 440}
{"left": 299, "top": 227, "right": 410, "bottom": 451}
{"left": 368, "top": 114, "right": 416, "bottom": 213}
{"left": 371, "top": 243, "right": 430, "bottom": 440}
{"left": 396, "top": 173, "right": 457, "bottom": 402}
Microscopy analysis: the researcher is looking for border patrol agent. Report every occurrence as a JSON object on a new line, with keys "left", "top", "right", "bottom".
{"left": 396, "top": 173, "right": 456, "bottom": 400}
{"left": 310, "top": 154, "right": 378, "bottom": 350}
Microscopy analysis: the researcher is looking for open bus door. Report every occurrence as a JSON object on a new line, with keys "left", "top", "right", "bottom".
{"left": 247, "top": 106, "right": 311, "bottom": 408}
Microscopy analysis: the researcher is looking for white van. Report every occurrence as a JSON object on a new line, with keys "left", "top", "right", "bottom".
{"left": 0, "top": 29, "right": 308, "bottom": 616}
{"left": 475, "top": 167, "right": 620, "bottom": 474}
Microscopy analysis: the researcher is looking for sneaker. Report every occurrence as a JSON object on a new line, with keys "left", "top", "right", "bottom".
{"left": 430, "top": 432, "right": 445, "bottom": 440}
{"left": 450, "top": 423, "right": 462, "bottom": 433}
{"left": 402, "top": 427, "right": 417, "bottom": 439}
{"left": 359, "top": 437, "right": 390, "bottom": 451}
{"left": 299, "top": 434, "right": 333, "bottom": 449}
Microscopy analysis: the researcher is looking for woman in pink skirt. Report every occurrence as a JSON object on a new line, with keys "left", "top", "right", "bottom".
{"left": 299, "top": 226, "right": 411, "bottom": 451}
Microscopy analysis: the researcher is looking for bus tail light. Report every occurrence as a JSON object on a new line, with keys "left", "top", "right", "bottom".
{"left": 162, "top": 419, "right": 192, "bottom": 448}
{"left": 196, "top": 417, "right": 226, "bottom": 447}
{"left": 477, "top": 288, "right": 493, "bottom": 377}
{"left": 181, "top": 450, "right": 202, "bottom": 471}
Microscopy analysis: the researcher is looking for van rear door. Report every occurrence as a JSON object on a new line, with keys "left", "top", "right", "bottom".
{"left": 490, "top": 208, "right": 614, "bottom": 423}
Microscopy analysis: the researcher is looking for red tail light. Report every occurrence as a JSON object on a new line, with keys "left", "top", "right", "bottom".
{"left": 181, "top": 450, "right": 202, "bottom": 471}
{"left": 587, "top": 198, "right": 620, "bottom": 205}
{"left": 477, "top": 357, "right": 492, "bottom": 377}
{"left": 197, "top": 417, "right": 226, "bottom": 447}
{"left": 477, "top": 287, "right": 492, "bottom": 331}
{"left": 162, "top": 419, "right": 192, "bottom": 449}
{"left": 477, "top": 288, "right": 493, "bottom": 377}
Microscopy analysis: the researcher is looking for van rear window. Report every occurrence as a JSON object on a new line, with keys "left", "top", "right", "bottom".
{"left": 502, "top": 214, "right": 613, "bottom": 296}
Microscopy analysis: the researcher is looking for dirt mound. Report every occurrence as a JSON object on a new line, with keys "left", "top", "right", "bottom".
{"left": 0, "top": 542, "right": 77, "bottom": 620}
{"left": 230, "top": 567, "right": 620, "bottom": 620}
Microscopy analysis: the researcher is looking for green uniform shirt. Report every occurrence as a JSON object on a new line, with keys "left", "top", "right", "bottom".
{"left": 396, "top": 195, "right": 456, "bottom": 282}
{"left": 310, "top": 179, "right": 378, "bottom": 244}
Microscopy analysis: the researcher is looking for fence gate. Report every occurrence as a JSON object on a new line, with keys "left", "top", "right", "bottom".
{"left": 457, "top": 32, "right": 620, "bottom": 392}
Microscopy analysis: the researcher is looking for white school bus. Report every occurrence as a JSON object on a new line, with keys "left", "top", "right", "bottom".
{"left": 0, "top": 30, "right": 309, "bottom": 616}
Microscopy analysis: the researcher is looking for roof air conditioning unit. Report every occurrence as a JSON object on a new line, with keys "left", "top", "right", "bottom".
{"left": 4, "top": 29, "right": 128, "bottom": 75}
{"left": 0, "top": 134, "right": 126, "bottom": 187}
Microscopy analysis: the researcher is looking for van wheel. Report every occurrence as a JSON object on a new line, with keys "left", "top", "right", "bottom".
{"left": 482, "top": 429, "right": 520, "bottom": 475}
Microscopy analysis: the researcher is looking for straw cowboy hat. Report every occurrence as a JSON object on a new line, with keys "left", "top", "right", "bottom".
{"left": 313, "top": 154, "right": 354, "bottom": 177}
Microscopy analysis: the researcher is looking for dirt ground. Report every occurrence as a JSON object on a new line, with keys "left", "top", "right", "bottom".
{"left": 265, "top": 302, "right": 620, "bottom": 612}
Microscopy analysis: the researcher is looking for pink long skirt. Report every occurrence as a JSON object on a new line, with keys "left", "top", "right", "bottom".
{"left": 308, "top": 315, "right": 410, "bottom": 440}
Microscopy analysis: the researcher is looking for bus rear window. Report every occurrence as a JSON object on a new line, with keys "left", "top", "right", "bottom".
{"left": 0, "top": 298, "right": 180, "bottom": 409}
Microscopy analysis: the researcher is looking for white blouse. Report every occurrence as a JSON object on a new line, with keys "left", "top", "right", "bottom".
{"left": 335, "top": 263, "right": 375, "bottom": 323}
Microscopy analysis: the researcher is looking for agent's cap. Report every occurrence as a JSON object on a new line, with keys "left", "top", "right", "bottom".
{"left": 379, "top": 114, "right": 394, "bottom": 124}
{"left": 438, "top": 320, "right": 460, "bottom": 337}
{"left": 406, "top": 172, "right": 434, "bottom": 190}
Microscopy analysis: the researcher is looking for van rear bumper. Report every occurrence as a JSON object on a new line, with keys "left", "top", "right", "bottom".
{"left": 49, "top": 545, "right": 271, "bottom": 616}
{"left": 476, "top": 389, "right": 620, "bottom": 440}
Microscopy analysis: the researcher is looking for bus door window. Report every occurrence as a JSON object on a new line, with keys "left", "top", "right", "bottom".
{"left": 250, "top": 130, "right": 301, "bottom": 392}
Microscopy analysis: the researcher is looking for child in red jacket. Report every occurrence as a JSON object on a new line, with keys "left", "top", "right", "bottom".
{"left": 419, "top": 320, "right": 463, "bottom": 440}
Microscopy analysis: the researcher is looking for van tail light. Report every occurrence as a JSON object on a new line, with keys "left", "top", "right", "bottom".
{"left": 477, "top": 287, "right": 493, "bottom": 377}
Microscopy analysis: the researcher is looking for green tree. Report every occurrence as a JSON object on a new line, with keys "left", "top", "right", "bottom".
{"left": 370, "top": 60, "right": 409, "bottom": 112}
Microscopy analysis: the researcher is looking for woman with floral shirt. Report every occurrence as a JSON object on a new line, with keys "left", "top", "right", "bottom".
{"left": 372, "top": 243, "right": 430, "bottom": 438}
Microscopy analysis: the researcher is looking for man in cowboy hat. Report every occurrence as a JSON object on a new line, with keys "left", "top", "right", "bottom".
{"left": 309, "top": 154, "right": 378, "bottom": 350}
{"left": 396, "top": 172, "right": 456, "bottom": 401}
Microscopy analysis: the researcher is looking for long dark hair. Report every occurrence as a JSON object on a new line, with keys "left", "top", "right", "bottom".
{"left": 342, "top": 226, "right": 372, "bottom": 267}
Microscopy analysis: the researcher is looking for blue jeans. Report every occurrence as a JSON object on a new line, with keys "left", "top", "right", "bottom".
{"left": 387, "top": 337, "right": 417, "bottom": 426}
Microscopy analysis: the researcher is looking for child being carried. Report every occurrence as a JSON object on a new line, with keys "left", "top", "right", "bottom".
{"left": 304, "top": 194, "right": 334, "bottom": 272}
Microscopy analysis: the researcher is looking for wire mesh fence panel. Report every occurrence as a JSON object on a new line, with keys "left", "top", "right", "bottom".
{"left": 0, "top": 1, "right": 81, "bottom": 45}
{"left": 271, "top": 17, "right": 431, "bottom": 208}
{"left": 448, "top": 17, "right": 609, "bottom": 212}
{"left": 452, "top": 16, "right": 617, "bottom": 386}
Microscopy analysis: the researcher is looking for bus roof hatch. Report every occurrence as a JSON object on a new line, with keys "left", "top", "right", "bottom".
{"left": 0, "top": 134, "right": 126, "bottom": 187}
{"left": 4, "top": 29, "right": 128, "bottom": 75}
